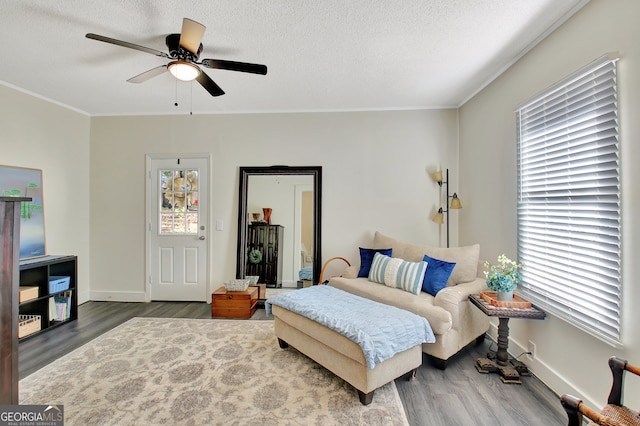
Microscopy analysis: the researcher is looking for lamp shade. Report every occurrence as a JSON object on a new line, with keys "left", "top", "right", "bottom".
{"left": 431, "top": 170, "right": 443, "bottom": 184}
{"left": 168, "top": 61, "right": 200, "bottom": 81}
{"left": 432, "top": 208, "right": 445, "bottom": 224}
{"left": 450, "top": 193, "right": 462, "bottom": 209}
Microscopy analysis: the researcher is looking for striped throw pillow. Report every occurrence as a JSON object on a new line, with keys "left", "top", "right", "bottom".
{"left": 368, "top": 252, "right": 427, "bottom": 295}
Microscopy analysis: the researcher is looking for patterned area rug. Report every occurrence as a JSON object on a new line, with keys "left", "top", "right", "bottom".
{"left": 20, "top": 318, "right": 409, "bottom": 426}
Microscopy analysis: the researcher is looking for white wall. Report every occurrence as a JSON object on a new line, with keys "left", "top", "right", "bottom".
{"left": 89, "top": 110, "right": 458, "bottom": 299}
{"left": 459, "top": 0, "right": 640, "bottom": 409}
{"left": 0, "top": 84, "right": 91, "bottom": 302}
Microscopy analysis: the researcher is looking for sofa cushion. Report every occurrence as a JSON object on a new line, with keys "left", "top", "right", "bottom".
{"left": 369, "top": 253, "right": 426, "bottom": 295}
{"left": 357, "top": 247, "right": 392, "bottom": 278}
{"left": 373, "top": 231, "right": 479, "bottom": 285}
{"left": 328, "top": 276, "right": 453, "bottom": 335}
{"left": 422, "top": 254, "right": 456, "bottom": 296}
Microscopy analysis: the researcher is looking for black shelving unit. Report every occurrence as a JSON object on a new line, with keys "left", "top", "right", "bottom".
{"left": 18, "top": 255, "right": 77, "bottom": 340}
{"left": 245, "top": 224, "right": 283, "bottom": 288}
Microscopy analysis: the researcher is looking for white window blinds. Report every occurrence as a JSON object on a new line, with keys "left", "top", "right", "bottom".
{"left": 516, "top": 53, "right": 621, "bottom": 346}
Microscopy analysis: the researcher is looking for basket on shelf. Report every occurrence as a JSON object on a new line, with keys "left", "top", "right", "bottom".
{"left": 18, "top": 314, "right": 41, "bottom": 338}
{"left": 225, "top": 279, "right": 250, "bottom": 292}
{"left": 49, "top": 275, "right": 71, "bottom": 293}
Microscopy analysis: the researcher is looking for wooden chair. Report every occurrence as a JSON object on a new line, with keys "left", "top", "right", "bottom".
{"left": 561, "top": 356, "right": 640, "bottom": 425}
{"left": 318, "top": 256, "right": 351, "bottom": 284}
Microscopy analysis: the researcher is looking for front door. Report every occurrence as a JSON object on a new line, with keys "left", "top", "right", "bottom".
{"left": 147, "top": 156, "right": 208, "bottom": 301}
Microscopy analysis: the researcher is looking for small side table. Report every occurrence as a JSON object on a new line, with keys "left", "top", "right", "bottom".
{"left": 469, "top": 293, "right": 545, "bottom": 384}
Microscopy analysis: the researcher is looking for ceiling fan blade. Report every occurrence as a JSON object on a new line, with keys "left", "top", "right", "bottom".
{"left": 196, "top": 71, "right": 225, "bottom": 97}
{"left": 127, "top": 65, "right": 168, "bottom": 83}
{"left": 179, "top": 18, "right": 206, "bottom": 55}
{"left": 86, "top": 33, "right": 169, "bottom": 58}
{"left": 201, "top": 59, "right": 267, "bottom": 75}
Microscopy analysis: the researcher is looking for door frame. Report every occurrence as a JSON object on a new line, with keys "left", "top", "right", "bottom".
{"left": 293, "top": 183, "right": 313, "bottom": 285}
{"left": 145, "top": 153, "right": 212, "bottom": 302}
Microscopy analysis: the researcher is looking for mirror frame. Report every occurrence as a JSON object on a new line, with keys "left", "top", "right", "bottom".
{"left": 237, "top": 166, "right": 322, "bottom": 285}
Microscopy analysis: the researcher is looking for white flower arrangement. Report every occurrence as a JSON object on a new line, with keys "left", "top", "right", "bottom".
{"left": 484, "top": 254, "right": 524, "bottom": 293}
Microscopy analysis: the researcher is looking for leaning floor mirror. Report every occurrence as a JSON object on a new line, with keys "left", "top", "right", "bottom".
{"left": 236, "top": 166, "right": 322, "bottom": 289}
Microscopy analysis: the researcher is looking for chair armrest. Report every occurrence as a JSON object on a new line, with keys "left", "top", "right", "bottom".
{"left": 607, "top": 356, "right": 640, "bottom": 406}
{"left": 320, "top": 257, "right": 352, "bottom": 283}
{"left": 560, "top": 394, "right": 585, "bottom": 426}
{"left": 561, "top": 394, "right": 613, "bottom": 426}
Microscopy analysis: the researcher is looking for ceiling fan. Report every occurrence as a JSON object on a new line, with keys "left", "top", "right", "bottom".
{"left": 85, "top": 18, "right": 267, "bottom": 97}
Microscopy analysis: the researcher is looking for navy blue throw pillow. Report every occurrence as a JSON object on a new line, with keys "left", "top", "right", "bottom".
{"left": 422, "top": 254, "right": 456, "bottom": 296}
{"left": 358, "top": 247, "right": 392, "bottom": 277}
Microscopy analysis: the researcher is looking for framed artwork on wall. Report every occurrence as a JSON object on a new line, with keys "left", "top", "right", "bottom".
{"left": 0, "top": 165, "right": 46, "bottom": 259}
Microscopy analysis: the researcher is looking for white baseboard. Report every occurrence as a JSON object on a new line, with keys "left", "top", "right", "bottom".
{"left": 77, "top": 290, "right": 91, "bottom": 305}
{"left": 89, "top": 290, "right": 147, "bottom": 302}
{"left": 486, "top": 322, "right": 598, "bottom": 410}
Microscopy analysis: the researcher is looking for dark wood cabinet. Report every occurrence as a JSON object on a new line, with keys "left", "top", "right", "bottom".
{"left": 18, "top": 255, "right": 78, "bottom": 340}
{"left": 245, "top": 224, "right": 283, "bottom": 288}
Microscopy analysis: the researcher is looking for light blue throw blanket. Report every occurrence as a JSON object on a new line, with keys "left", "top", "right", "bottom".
{"left": 265, "top": 285, "right": 435, "bottom": 369}
{"left": 298, "top": 266, "right": 313, "bottom": 280}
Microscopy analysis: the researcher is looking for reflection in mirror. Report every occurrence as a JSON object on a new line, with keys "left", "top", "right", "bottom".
{"left": 237, "top": 167, "right": 322, "bottom": 288}
{"left": 247, "top": 175, "right": 313, "bottom": 287}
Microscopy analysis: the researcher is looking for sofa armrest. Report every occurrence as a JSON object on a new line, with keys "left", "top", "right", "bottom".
{"left": 341, "top": 265, "right": 359, "bottom": 279}
{"left": 436, "top": 279, "right": 488, "bottom": 304}
{"left": 435, "top": 278, "right": 489, "bottom": 330}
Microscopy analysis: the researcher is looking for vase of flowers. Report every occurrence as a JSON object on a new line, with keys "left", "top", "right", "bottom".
{"left": 262, "top": 208, "right": 272, "bottom": 224}
{"left": 484, "top": 254, "right": 524, "bottom": 301}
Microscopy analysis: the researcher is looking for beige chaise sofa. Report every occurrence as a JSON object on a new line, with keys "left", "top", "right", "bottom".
{"left": 328, "top": 231, "right": 490, "bottom": 369}
{"left": 271, "top": 303, "right": 423, "bottom": 405}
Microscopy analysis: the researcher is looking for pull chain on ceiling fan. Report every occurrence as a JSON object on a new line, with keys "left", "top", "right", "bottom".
{"left": 85, "top": 18, "right": 267, "bottom": 97}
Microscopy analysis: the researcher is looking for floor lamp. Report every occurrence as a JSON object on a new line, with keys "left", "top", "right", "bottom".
{"left": 431, "top": 169, "right": 462, "bottom": 248}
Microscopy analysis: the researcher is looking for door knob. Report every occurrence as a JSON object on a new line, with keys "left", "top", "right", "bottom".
{"left": 199, "top": 236, "right": 206, "bottom": 240}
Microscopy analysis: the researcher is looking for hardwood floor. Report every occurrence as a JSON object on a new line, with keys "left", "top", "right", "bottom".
{"left": 19, "top": 301, "right": 567, "bottom": 425}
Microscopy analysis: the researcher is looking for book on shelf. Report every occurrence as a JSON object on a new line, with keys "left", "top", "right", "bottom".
{"left": 49, "top": 297, "right": 58, "bottom": 321}
{"left": 50, "top": 290, "right": 72, "bottom": 321}
{"left": 55, "top": 301, "right": 67, "bottom": 321}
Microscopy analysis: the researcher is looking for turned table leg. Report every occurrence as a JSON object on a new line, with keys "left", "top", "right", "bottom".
{"left": 469, "top": 293, "right": 545, "bottom": 384}
{"left": 496, "top": 317, "right": 510, "bottom": 366}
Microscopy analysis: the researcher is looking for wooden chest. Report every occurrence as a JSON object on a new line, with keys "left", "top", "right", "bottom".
{"left": 211, "top": 286, "right": 258, "bottom": 319}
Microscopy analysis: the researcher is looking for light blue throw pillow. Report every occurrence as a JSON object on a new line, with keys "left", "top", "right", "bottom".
{"left": 421, "top": 254, "right": 456, "bottom": 296}
{"left": 368, "top": 252, "right": 427, "bottom": 295}
{"left": 357, "top": 247, "right": 393, "bottom": 278}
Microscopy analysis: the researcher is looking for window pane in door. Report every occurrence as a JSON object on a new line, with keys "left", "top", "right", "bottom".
{"left": 174, "top": 213, "right": 185, "bottom": 233}
{"left": 186, "top": 213, "right": 198, "bottom": 233}
{"left": 186, "top": 169, "right": 199, "bottom": 213}
{"left": 160, "top": 213, "right": 173, "bottom": 233}
{"left": 159, "top": 169, "right": 199, "bottom": 235}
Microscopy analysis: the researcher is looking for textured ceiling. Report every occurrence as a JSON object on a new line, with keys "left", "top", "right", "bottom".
{"left": 0, "top": 0, "right": 588, "bottom": 116}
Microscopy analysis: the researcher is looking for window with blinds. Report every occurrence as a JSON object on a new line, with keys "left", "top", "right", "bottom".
{"left": 516, "top": 53, "right": 621, "bottom": 346}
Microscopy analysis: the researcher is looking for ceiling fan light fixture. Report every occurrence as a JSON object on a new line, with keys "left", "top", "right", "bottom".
{"left": 86, "top": 18, "right": 267, "bottom": 97}
{"left": 168, "top": 61, "right": 200, "bottom": 81}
